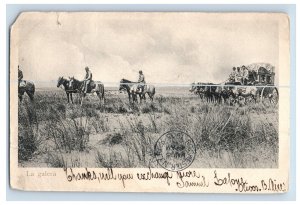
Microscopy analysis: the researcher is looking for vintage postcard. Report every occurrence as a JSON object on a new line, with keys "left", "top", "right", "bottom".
{"left": 10, "top": 12, "right": 290, "bottom": 193}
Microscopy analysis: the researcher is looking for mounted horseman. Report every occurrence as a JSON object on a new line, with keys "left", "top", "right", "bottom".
{"left": 18, "top": 65, "right": 35, "bottom": 102}
{"left": 119, "top": 70, "right": 155, "bottom": 103}
{"left": 137, "top": 70, "right": 145, "bottom": 93}
{"left": 83, "top": 66, "right": 92, "bottom": 96}
{"left": 67, "top": 66, "right": 105, "bottom": 106}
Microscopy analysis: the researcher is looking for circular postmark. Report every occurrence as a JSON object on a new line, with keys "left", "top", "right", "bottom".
{"left": 154, "top": 130, "right": 196, "bottom": 172}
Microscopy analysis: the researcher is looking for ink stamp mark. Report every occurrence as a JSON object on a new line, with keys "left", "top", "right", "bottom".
{"left": 154, "top": 130, "right": 196, "bottom": 172}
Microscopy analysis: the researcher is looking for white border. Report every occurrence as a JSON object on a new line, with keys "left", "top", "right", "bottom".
{"left": 2, "top": 0, "right": 299, "bottom": 204}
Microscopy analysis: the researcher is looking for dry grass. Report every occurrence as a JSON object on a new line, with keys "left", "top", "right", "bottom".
{"left": 18, "top": 89, "right": 278, "bottom": 168}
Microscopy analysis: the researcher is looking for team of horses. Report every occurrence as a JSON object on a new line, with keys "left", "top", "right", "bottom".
{"left": 189, "top": 82, "right": 258, "bottom": 105}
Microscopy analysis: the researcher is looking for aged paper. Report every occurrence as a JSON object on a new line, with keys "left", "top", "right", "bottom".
{"left": 10, "top": 12, "right": 290, "bottom": 193}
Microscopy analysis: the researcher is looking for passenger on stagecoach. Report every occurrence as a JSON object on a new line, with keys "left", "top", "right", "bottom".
{"left": 236, "top": 67, "right": 242, "bottom": 84}
{"left": 241, "top": 65, "right": 249, "bottom": 85}
{"left": 137, "top": 70, "right": 145, "bottom": 93}
{"left": 18, "top": 65, "right": 23, "bottom": 87}
{"left": 83, "top": 66, "right": 92, "bottom": 94}
{"left": 229, "top": 67, "right": 237, "bottom": 83}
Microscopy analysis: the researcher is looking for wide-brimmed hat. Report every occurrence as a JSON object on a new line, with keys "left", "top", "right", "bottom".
{"left": 139, "top": 70, "right": 143, "bottom": 73}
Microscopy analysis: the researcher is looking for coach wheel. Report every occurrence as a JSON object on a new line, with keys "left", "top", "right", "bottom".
{"left": 260, "top": 87, "right": 279, "bottom": 106}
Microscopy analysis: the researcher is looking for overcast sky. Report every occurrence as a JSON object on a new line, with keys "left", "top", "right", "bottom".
{"left": 14, "top": 12, "right": 279, "bottom": 87}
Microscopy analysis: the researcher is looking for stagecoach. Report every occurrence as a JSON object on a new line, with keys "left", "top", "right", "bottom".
{"left": 190, "top": 63, "right": 279, "bottom": 106}
{"left": 246, "top": 63, "right": 279, "bottom": 105}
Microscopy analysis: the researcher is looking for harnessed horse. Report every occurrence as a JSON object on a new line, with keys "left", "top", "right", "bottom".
{"left": 224, "top": 81, "right": 258, "bottom": 105}
{"left": 189, "top": 82, "right": 205, "bottom": 100}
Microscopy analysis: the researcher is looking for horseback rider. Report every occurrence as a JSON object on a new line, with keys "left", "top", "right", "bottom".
{"left": 83, "top": 66, "right": 92, "bottom": 94}
{"left": 241, "top": 65, "right": 249, "bottom": 85}
{"left": 18, "top": 65, "right": 23, "bottom": 87}
{"left": 137, "top": 70, "right": 145, "bottom": 92}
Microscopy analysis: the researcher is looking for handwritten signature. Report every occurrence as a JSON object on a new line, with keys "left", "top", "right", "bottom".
{"left": 214, "top": 170, "right": 286, "bottom": 192}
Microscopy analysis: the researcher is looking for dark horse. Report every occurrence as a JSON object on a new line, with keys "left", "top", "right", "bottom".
{"left": 190, "top": 82, "right": 231, "bottom": 104}
{"left": 18, "top": 80, "right": 35, "bottom": 102}
{"left": 119, "top": 79, "right": 139, "bottom": 103}
{"left": 57, "top": 76, "right": 78, "bottom": 103}
{"left": 189, "top": 82, "right": 206, "bottom": 100}
{"left": 69, "top": 77, "right": 105, "bottom": 105}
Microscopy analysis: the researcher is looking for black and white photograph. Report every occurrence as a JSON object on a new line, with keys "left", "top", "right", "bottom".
{"left": 10, "top": 12, "right": 290, "bottom": 192}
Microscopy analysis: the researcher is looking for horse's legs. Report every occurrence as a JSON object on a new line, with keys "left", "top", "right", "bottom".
{"left": 80, "top": 95, "right": 84, "bottom": 106}
{"left": 66, "top": 93, "right": 70, "bottom": 103}
{"left": 96, "top": 92, "right": 103, "bottom": 105}
{"left": 18, "top": 93, "right": 23, "bottom": 102}
{"left": 138, "top": 94, "right": 141, "bottom": 103}
{"left": 134, "top": 94, "right": 138, "bottom": 103}
{"left": 148, "top": 93, "right": 153, "bottom": 101}
{"left": 26, "top": 91, "right": 34, "bottom": 101}
{"left": 139, "top": 94, "right": 144, "bottom": 103}
{"left": 70, "top": 93, "right": 74, "bottom": 104}
{"left": 128, "top": 93, "right": 131, "bottom": 103}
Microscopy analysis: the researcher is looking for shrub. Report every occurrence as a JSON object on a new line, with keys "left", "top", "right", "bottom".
{"left": 95, "top": 150, "right": 126, "bottom": 168}
{"left": 45, "top": 107, "right": 91, "bottom": 153}
{"left": 99, "top": 132, "right": 123, "bottom": 146}
{"left": 91, "top": 113, "right": 109, "bottom": 133}
{"left": 45, "top": 152, "right": 67, "bottom": 168}
{"left": 18, "top": 102, "right": 40, "bottom": 161}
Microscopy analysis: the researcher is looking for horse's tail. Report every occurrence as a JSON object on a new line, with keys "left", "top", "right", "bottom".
{"left": 27, "top": 81, "right": 35, "bottom": 101}
{"left": 95, "top": 82, "right": 105, "bottom": 99}
{"left": 101, "top": 84, "right": 105, "bottom": 99}
{"left": 32, "top": 83, "right": 35, "bottom": 94}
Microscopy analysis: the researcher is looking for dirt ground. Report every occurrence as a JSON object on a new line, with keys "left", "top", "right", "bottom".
{"left": 18, "top": 88, "right": 279, "bottom": 168}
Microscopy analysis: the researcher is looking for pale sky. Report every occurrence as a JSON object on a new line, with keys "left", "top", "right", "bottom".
{"left": 13, "top": 12, "right": 279, "bottom": 87}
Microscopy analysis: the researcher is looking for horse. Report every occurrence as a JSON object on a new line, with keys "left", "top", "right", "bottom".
{"left": 224, "top": 81, "right": 258, "bottom": 105}
{"left": 202, "top": 83, "right": 219, "bottom": 103}
{"left": 69, "top": 77, "right": 105, "bottom": 106}
{"left": 18, "top": 80, "right": 35, "bottom": 102}
{"left": 119, "top": 79, "right": 144, "bottom": 103}
{"left": 189, "top": 82, "right": 205, "bottom": 100}
{"left": 57, "top": 76, "right": 79, "bottom": 103}
{"left": 130, "top": 83, "right": 156, "bottom": 102}
{"left": 213, "top": 83, "right": 239, "bottom": 104}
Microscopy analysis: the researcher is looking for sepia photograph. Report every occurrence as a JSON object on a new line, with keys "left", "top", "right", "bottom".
{"left": 10, "top": 12, "right": 290, "bottom": 192}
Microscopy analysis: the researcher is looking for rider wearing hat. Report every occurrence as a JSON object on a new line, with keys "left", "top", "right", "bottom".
{"left": 229, "top": 67, "right": 237, "bottom": 83}
{"left": 137, "top": 70, "right": 145, "bottom": 92}
{"left": 236, "top": 67, "right": 242, "bottom": 84}
{"left": 83, "top": 66, "right": 92, "bottom": 94}
{"left": 241, "top": 65, "right": 249, "bottom": 85}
